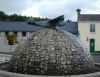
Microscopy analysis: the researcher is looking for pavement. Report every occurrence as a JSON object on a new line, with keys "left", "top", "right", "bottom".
{"left": 92, "top": 54, "right": 100, "bottom": 63}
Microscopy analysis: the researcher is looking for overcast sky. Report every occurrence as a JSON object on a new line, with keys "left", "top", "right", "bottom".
{"left": 0, "top": 0, "right": 100, "bottom": 21}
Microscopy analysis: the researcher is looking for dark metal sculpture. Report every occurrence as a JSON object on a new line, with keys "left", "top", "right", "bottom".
{"left": 47, "top": 15, "right": 64, "bottom": 28}
{"left": 27, "top": 15, "right": 64, "bottom": 28}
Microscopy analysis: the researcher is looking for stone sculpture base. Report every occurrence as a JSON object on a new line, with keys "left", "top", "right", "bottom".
{"left": 9, "top": 29, "right": 95, "bottom": 75}
{"left": 0, "top": 62, "right": 100, "bottom": 77}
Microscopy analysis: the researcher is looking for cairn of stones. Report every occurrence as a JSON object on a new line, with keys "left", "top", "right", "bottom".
{"left": 9, "top": 28, "right": 95, "bottom": 75}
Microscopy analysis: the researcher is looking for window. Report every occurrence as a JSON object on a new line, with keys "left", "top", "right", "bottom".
{"left": 5, "top": 32, "right": 9, "bottom": 36}
{"left": 14, "top": 32, "right": 17, "bottom": 36}
{"left": 90, "top": 24, "right": 95, "bottom": 32}
{"left": 22, "top": 32, "right": 26, "bottom": 36}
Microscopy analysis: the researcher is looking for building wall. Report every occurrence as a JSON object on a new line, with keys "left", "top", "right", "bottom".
{"left": 0, "top": 32, "right": 33, "bottom": 45}
{"left": 0, "top": 54, "right": 11, "bottom": 63}
{"left": 0, "top": 32, "right": 8, "bottom": 44}
{"left": 78, "top": 21, "right": 100, "bottom": 52}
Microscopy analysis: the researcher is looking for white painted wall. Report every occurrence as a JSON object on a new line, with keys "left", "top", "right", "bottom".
{"left": 0, "top": 54, "right": 11, "bottom": 63}
{"left": 78, "top": 21, "right": 100, "bottom": 51}
{"left": 0, "top": 37, "right": 7, "bottom": 45}
{"left": 0, "top": 32, "right": 34, "bottom": 45}
{"left": 0, "top": 32, "right": 8, "bottom": 44}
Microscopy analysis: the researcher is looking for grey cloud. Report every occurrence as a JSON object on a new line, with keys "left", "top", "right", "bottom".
{"left": 0, "top": 0, "right": 100, "bottom": 21}
{"left": 36, "top": 0, "right": 99, "bottom": 20}
{"left": 0, "top": 0, "right": 33, "bottom": 14}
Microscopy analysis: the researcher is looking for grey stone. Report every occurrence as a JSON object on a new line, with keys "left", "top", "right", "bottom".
{"left": 9, "top": 28, "right": 95, "bottom": 75}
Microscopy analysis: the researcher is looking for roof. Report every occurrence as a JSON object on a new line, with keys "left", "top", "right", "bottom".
{"left": 0, "top": 18, "right": 78, "bottom": 35}
{"left": 34, "top": 20, "right": 78, "bottom": 35}
{"left": 59, "top": 22, "right": 78, "bottom": 34}
{"left": 0, "top": 22, "right": 43, "bottom": 32}
{"left": 78, "top": 14, "right": 100, "bottom": 21}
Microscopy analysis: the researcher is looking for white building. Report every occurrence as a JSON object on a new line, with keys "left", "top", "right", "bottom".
{"left": 0, "top": 21, "right": 43, "bottom": 62}
{"left": 0, "top": 22, "right": 42, "bottom": 45}
{"left": 1, "top": 13, "right": 100, "bottom": 55}
{"left": 77, "top": 9, "right": 100, "bottom": 54}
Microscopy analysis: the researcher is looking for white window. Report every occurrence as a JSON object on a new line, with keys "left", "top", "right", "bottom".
{"left": 90, "top": 24, "right": 95, "bottom": 32}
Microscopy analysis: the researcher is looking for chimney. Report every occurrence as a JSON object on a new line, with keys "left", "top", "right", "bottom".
{"left": 76, "top": 9, "right": 81, "bottom": 15}
{"left": 76, "top": 9, "right": 81, "bottom": 21}
{"left": 67, "top": 19, "right": 71, "bottom": 22}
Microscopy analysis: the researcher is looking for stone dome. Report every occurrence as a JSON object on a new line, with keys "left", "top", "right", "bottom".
{"left": 9, "top": 28, "right": 94, "bottom": 75}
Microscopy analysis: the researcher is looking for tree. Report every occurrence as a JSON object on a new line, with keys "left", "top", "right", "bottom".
{"left": 0, "top": 11, "right": 5, "bottom": 16}
{"left": 0, "top": 11, "right": 49, "bottom": 22}
{"left": 0, "top": 11, "right": 7, "bottom": 21}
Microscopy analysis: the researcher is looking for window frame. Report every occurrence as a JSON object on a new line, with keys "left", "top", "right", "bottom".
{"left": 90, "top": 24, "right": 95, "bottom": 32}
